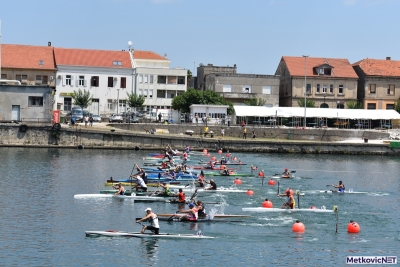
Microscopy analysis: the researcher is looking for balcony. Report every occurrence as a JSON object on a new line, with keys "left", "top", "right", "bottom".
{"left": 220, "top": 92, "right": 256, "bottom": 99}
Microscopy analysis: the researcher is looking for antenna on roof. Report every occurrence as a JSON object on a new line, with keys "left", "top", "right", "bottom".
{"left": 128, "top": 41, "right": 133, "bottom": 51}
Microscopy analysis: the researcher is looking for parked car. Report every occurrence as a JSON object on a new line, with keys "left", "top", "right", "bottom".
{"left": 127, "top": 116, "right": 140, "bottom": 123}
{"left": 91, "top": 114, "right": 102, "bottom": 123}
{"left": 108, "top": 114, "right": 123, "bottom": 123}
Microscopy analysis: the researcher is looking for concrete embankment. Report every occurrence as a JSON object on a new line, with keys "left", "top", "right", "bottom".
{"left": 0, "top": 123, "right": 398, "bottom": 155}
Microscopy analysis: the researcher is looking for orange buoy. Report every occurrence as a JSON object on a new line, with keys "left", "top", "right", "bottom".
{"left": 262, "top": 199, "right": 273, "bottom": 208}
{"left": 234, "top": 178, "right": 242, "bottom": 185}
{"left": 285, "top": 188, "right": 294, "bottom": 196}
{"left": 218, "top": 150, "right": 222, "bottom": 154}
{"left": 268, "top": 179, "right": 276, "bottom": 186}
{"left": 347, "top": 220, "right": 360, "bottom": 233}
{"left": 292, "top": 220, "right": 305, "bottom": 232}
{"left": 246, "top": 190, "right": 254, "bottom": 196}
{"left": 225, "top": 153, "right": 231, "bottom": 158}
{"left": 310, "top": 206, "right": 317, "bottom": 209}
{"left": 203, "top": 149, "right": 207, "bottom": 153}
{"left": 206, "top": 153, "right": 210, "bottom": 157}
{"left": 211, "top": 156, "right": 216, "bottom": 161}
{"left": 258, "top": 170, "right": 265, "bottom": 177}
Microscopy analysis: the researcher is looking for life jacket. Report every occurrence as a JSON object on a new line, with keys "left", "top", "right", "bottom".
{"left": 178, "top": 192, "right": 185, "bottom": 202}
{"left": 189, "top": 208, "right": 199, "bottom": 221}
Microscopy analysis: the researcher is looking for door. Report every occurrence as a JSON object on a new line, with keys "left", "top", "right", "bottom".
{"left": 12, "top": 105, "right": 20, "bottom": 121}
{"left": 91, "top": 99, "right": 99, "bottom": 114}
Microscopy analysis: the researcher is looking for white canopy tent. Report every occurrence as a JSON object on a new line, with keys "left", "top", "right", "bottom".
{"left": 233, "top": 106, "right": 400, "bottom": 120}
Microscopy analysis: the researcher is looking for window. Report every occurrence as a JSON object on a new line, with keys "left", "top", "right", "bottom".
{"left": 149, "top": 89, "right": 153, "bottom": 98}
{"left": 262, "top": 86, "right": 271, "bottom": 94}
{"left": 167, "top": 91, "right": 175, "bottom": 98}
{"left": 138, "top": 74, "right": 143, "bottom": 83}
{"left": 316, "top": 84, "right": 320, "bottom": 93}
{"left": 243, "top": 85, "right": 251, "bottom": 93}
{"left": 306, "top": 84, "right": 311, "bottom": 94}
{"left": 121, "top": 77, "right": 126, "bottom": 88}
{"left": 330, "top": 84, "right": 333, "bottom": 94}
{"left": 158, "top": 76, "right": 167, "bottom": 84}
{"left": 167, "top": 76, "right": 177, "bottom": 84}
{"left": 1, "top": 74, "right": 6, "bottom": 79}
{"left": 119, "top": 100, "right": 126, "bottom": 111}
{"left": 16, "top": 74, "right": 27, "bottom": 82}
{"left": 322, "top": 84, "right": 327, "bottom": 93}
{"left": 144, "top": 75, "right": 148, "bottom": 83}
{"left": 107, "top": 99, "right": 113, "bottom": 110}
{"left": 318, "top": 68, "right": 331, "bottom": 75}
{"left": 386, "top": 104, "right": 394, "bottom": 109}
{"left": 35, "top": 75, "right": 48, "bottom": 85}
{"left": 108, "top": 77, "right": 114, "bottom": 87}
{"left": 39, "top": 60, "right": 44, "bottom": 65}
{"left": 369, "top": 84, "right": 376, "bottom": 94}
{"left": 149, "top": 75, "right": 154, "bottom": 84}
{"left": 388, "top": 84, "right": 395, "bottom": 95}
{"left": 79, "top": 76, "right": 85, "bottom": 86}
{"left": 338, "top": 85, "right": 344, "bottom": 94}
{"left": 91, "top": 76, "right": 99, "bottom": 87}
{"left": 113, "top": 61, "right": 122, "bottom": 66}
{"left": 64, "top": 97, "right": 72, "bottom": 111}
{"left": 337, "top": 104, "right": 344, "bottom": 109}
{"left": 223, "top": 85, "right": 232, "bottom": 93}
{"left": 28, "top": 96, "right": 43, "bottom": 106}
{"left": 157, "top": 90, "right": 165, "bottom": 98}
{"left": 177, "top": 76, "right": 185, "bottom": 84}
{"left": 367, "top": 103, "right": 376, "bottom": 109}
{"left": 66, "top": 75, "right": 72, "bottom": 85}
{"left": 144, "top": 89, "right": 148, "bottom": 98}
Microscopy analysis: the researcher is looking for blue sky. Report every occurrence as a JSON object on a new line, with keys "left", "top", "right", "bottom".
{"left": 1, "top": 0, "right": 399, "bottom": 75}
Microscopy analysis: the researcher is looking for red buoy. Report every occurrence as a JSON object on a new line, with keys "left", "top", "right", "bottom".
{"left": 347, "top": 220, "right": 360, "bottom": 233}
{"left": 285, "top": 188, "right": 294, "bottom": 196}
{"left": 262, "top": 199, "right": 273, "bottom": 208}
{"left": 292, "top": 220, "right": 305, "bottom": 232}
{"left": 203, "top": 149, "right": 207, "bottom": 153}
{"left": 309, "top": 206, "right": 317, "bottom": 209}
{"left": 225, "top": 153, "right": 231, "bottom": 158}
{"left": 246, "top": 190, "right": 254, "bottom": 196}
{"left": 234, "top": 178, "right": 242, "bottom": 185}
{"left": 268, "top": 179, "right": 276, "bottom": 186}
{"left": 206, "top": 153, "right": 210, "bottom": 157}
{"left": 211, "top": 156, "right": 216, "bottom": 161}
{"left": 218, "top": 150, "right": 222, "bottom": 154}
{"left": 258, "top": 171, "right": 265, "bottom": 177}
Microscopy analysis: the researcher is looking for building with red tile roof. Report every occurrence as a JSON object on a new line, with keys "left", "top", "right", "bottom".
{"left": 276, "top": 56, "right": 358, "bottom": 110}
{"left": 352, "top": 57, "right": 400, "bottom": 110}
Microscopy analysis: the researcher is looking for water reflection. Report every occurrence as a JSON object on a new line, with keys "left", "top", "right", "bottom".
{"left": 140, "top": 239, "right": 159, "bottom": 263}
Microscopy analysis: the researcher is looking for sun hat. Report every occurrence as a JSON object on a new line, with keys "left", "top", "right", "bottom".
{"left": 145, "top": 207, "right": 152, "bottom": 211}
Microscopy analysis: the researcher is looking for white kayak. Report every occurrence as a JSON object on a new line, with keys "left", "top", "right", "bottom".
{"left": 85, "top": 230, "right": 214, "bottom": 239}
{"left": 318, "top": 190, "right": 368, "bottom": 194}
{"left": 181, "top": 187, "right": 248, "bottom": 193}
{"left": 241, "top": 207, "right": 334, "bottom": 213}
{"left": 74, "top": 194, "right": 167, "bottom": 202}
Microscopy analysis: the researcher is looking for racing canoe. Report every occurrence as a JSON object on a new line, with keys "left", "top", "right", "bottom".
{"left": 318, "top": 190, "right": 368, "bottom": 194}
{"left": 73, "top": 194, "right": 167, "bottom": 202}
{"left": 85, "top": 230, "right": 214, "bottom": 239}
{"left": 156, "top": 214, "right": 251, "bottom": 219}
{"left": 241, "top": 207, "right": 334, "bottom": 213}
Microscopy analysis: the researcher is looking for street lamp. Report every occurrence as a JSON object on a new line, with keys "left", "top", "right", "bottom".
{"left": 117, "top": 89, "right": 120, "bottom": 114}
{"left": 302, "top": 55, "right": 309, "bottom": 128}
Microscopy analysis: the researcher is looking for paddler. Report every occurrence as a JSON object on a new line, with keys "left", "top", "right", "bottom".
{"left": 173, "top": 188, "right": 186, "bottom": 203}
{"left": 157, "top": 182, "right": 171, "bottom": 196}
{"left": 282, "top": 168, "right": 290, "bottom": 178}
{"left": 205, "top": 179, "right": 217, "bottom": 190}
{"left": 179, "top": 203, "right": 198, "bottom": 221}
{"left": 333, "top": 181, "right": 345, "bottom": 193}
{"left": 136, "top": 207, "right": 159, "bottom": 234}
{"left": 131, "top": 175, "right": 148, "bottom": 192}
{"left": 194, "top": 200, "right": 206, "bottom": 217}
{"left": 221, "top": 166, "right": 229, "bottom": 176}
{"left": 280, "top": 190, "right": 295, "bottom": 209}
{"left": 113, "top": 183, "right": 125, "bottom": 196}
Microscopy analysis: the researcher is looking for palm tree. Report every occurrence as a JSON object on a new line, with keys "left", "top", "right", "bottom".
{"left": 71, "top": 89, "right": 92, "bottom": 108}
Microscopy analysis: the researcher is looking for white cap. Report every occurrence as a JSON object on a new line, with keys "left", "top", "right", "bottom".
{"left": 145, "top": 207, "right": 152, "bottom": 212}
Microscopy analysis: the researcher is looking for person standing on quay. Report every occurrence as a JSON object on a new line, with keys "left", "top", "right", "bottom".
{"left": 221, "top": 127, "right": 225, "bottom": 138}
{"left": 243, "top": 127, "right": 247, "bottom": 139}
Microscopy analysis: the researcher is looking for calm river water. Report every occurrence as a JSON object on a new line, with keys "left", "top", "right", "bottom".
{"left": 0, "top": 147, "right": 398, "bottom": 266}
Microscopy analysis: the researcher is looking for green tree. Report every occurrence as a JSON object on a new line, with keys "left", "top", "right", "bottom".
{"left": 172, "top": 88, "right": 234, "bottom": 114}
{"left": 394, "top": 98, "right": 400, "bottom": 113}
{"left": 297, "top": 98, "right": 316, "bottom": 107}
{"left": 187, "top": 70, "right": 192, "bottom": 85}
{"left": 244, "top": 97, "right": 267, "bottom": 106}
{"left": 126, "top": 92, "right": 145, "bottom": 112}
{"left": 71, "top": 88, "right": 92, "bottom": 108}
{"left": 346, "top": 100, "right": 363, "bottom": 109}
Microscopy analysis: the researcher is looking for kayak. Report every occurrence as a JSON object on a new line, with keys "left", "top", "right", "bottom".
{"left": 203, "top": 172, "right": 253, "bottom": 177}
{"left": 269, "top": 175, "right": 291, "bottom": 179}
{"left": 199, "top": 162, "right": 247, "bottom": 166}
{"left": 85, "top": 230, "right": 214, "bottom": 239}
{"left": 318, "top": 190, "right": 368, "bottom": 194}
{"left": 156, "top": 217, "right": 243, "bottom": 223}
{"left": 192, "top": 166, "right": 237, "bottom": 170}
{"left": 73, "top": 194, "right": 167, "bottom": 202}
{"left": 157, "top": 214, "right": 251, "bottom": 219}
{"left": 182, "top": 187, "right": 248, "bottom": 193}
{"left": 241, "top": 207, "right": 334, "bottom": 213}
{"left": 104, "top": 182, "right": 181, "bottom": 186}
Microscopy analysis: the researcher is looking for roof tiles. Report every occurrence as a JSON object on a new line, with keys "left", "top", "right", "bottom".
{"left": 281, "top": 56, "right": 358, "bottom": 79}
{"left": 1, "top": 44, "right": 56, "bottom": 70}
{"left": 352, "top": 58, "right": 400, "bottom": 77}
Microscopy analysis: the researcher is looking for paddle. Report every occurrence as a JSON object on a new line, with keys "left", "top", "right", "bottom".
{"left": 168, "top": 211, "right": 179, "bottom": 221}
{"left": 190, "top": 189, "right": 198, "bottom": 201}
{"left": 130, "top": 163, "right": 137, "bottom": 192}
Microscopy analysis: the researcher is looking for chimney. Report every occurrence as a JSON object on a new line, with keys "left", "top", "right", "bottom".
{"left": 48, "top": 42, "right": 51, "bottom": 47}
{"left": 386, "top": 57, "right": 391, "bottom": 60}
